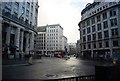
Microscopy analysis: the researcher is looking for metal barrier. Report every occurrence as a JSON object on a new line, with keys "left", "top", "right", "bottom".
{"left": 43, "top": 75, "right": 95, "bottom": 81}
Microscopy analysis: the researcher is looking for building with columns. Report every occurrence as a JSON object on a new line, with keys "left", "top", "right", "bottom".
{"left": 78, "top": 1, "right": 120, "bottom": 60}
{"left": 35, "top": 24, "right": 68, "bottom": 56}
{"left": 1, "top": 0, "right": 39, "bottom": 59}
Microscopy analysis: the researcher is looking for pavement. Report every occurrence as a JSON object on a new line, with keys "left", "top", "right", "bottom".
{"left": 2, "top": 57, "right": 43, "bottom": 67}
{"left": 2, "top": 56, "right": 113, "bottom": 67}
{"left": 3, "top": 57, "right": 95, "bottom": 79}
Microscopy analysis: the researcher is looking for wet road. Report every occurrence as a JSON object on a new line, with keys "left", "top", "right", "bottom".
{"left": 3, "top": 57, "right": 96, "bottom": 79}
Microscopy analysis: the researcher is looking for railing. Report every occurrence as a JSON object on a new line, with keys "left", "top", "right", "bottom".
{"left": 42, "top": 75, "right": 95, "bottom": 81}
{"left": 2, "top": 9, "right": 37, "bottom": 33}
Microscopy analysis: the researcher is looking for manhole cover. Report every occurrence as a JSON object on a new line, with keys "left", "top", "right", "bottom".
{"left": 45, "top": 74, "right": 58, "bottom": 78}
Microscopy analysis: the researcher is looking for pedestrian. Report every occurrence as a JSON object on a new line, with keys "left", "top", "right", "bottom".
{"left": 28, "top": 54, "right": 33, "bottom": 65}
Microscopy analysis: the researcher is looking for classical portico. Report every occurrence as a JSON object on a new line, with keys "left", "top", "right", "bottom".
{"left": 2, "top": 21, "right": 36, "bottom": 59}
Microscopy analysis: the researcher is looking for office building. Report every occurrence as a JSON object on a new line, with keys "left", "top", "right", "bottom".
{"left": 1, "top": 0, "right": 39, "bottom": 59}
{"left": 78, "top": 1, "right": 120, "bottom": 59}
{"left": 36, "top": 24, "right": 68, "bottom": 56}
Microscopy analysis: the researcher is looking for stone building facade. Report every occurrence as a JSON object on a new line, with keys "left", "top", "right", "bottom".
{"left": 1, "top": 0, "right": 39, "bottom": 59}
{"left": 78, "top": 1, "right": 120, "bottom": 60}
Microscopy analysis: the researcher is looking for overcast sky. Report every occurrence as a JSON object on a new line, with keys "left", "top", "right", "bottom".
{"left": 38, "top": 0, "right": 94, "bottom": 43}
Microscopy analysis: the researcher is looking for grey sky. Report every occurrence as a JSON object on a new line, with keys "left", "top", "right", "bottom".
{"left": 38, "top": 0, "right": 94, "bottom": 43}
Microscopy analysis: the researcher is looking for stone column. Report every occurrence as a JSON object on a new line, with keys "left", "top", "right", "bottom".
{"left": 30, "top": 32, "right": 34, "bottom": 50}
{"left": 29, "top": 33, "right": 32, "bottom": 51}
{"left": 6, "top": 26, "right": 11, "bottom": 46}
{"left": 20, "top": 30, "right": 24, "bottom": 59}
{"left": 6, "top": 25, "right": 11, "bottom": 59}
{"left": 15, "top": 27, "right": 20, "bottom": 59}
{"left": 30, "top": 32, "right": 35, "bottom": 52}
{"left": 25, "top": 33, "right": 29, "bottom": 55}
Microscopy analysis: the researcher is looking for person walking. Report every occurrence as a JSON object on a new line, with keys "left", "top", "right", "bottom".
{"left": 28, "top": 54, "right": 33, "bottom": 65}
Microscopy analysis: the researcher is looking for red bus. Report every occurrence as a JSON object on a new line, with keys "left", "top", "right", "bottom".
{"left": 54, "top": 51, "right": 64, "bottom": 58}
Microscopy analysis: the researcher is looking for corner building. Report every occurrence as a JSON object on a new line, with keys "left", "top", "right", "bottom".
{"left": 36, "top": 24, "right": 69, "bottom": 56}
{"left": 78, "top": 1, "right": 120, "bottom": 60}
{"left": 1, "top": 0, "right": 39, "bottom": 59}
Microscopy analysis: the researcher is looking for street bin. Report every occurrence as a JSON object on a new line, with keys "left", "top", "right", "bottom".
{"left": 95, "top": 64, "right": 120, "bottom": 81}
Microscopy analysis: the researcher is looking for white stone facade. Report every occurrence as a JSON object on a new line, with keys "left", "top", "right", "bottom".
{"left": 78, "top": 1, "right": 120, "bottom": 60}
{"left": 1, "top": 1, "right": 39, "bottom": 59}
{"left": 36, "top": 24, "right": 68, "bottom": 55}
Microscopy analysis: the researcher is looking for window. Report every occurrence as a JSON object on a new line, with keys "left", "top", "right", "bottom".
{"left": 103, "top": 21, "right": 108, "bottom": 29}
{"left": 86, "top": 19, "right": 90, "bottom": 26}
{"left": 10, "top": 34, "right": 15, "bottom": 45}
{"left": 13, "top": 12, "right": 18, "bottom": 17}
{"left": 97, "top": 15, "right": 101, "bottom": 22}
{"left": 92, "top": 33, "right": 96, "bottom": 40}
{"left": 105, "top": 41, "right": 109, "bottom": 47}
{"left": 31, "top": 13, "right": 32, "bottom": 19}
{"left": 87, "top": 35, "right": 91, "bottom": 41}
{"left": 26, "top": 10, "right": 29, "bottom": 17}
{"left": 98, "top": 32, "right": 102, "bottom": 39}
{"left": 88, "top": 44, "right": 91, "bottom": 49}
{"left": 102, "top": 12, "right": 107, "bottom": 20}
{"left": 83, "top": 36, "right": 86, "bottom": 42}
{"left": 25, "top": 19, "right": 28, "bottom": 24}
{"left": 111, "top": 28, "right": 118, "bottom": 36}
{"left": 103, "top": 6, "right": 105, "bottom": 9}
{"left": 22, "top": 7, "right": 25, "bottom": 14}
{"left": 110, "top": 9, "right": 116, "bottom": 17}
{"left": 13, "top": 2, "right": 19, "bottom": 10}
{"left": 87, "top": 27, "right": 91, "bottom": 34}
{"left": 113, "top": 40, "right": 119, "bottom": 47}
{"left": 109, "top": 2, "right": 117, "bottom": 6}
{"left": 83, "top": 29, "right": 86, "bottom": 35}
{"left": 82, "top": 22, "right": 85, "bottom": 27}
{"left": 93, "top": 43, "right": 96, "bottom": 48}
{"left": 97, "top": 9, "right": 99, "bottom": 12}
{"left": 83, "top": 45, "right": 86, "bottom": 49}
{"left": 92, "top": 25, "right": 96, "bottom": 32}
{"left": 91, "top": 17, "right": 95, "bottom": 24}
{"left": 31, "top": 5, "right": 33, "bottom": 11}
{"left": 110, "top": 18, "right": 117, "bottom": 27}
{"left": 97, "top": 23, "right": 101, "bottom": 31}
{"left": 3, "top": 7, "right": 11, "bottom": 17}
{"left": 4, "top": 7, "right": 11, "bottom": 13}
{"left": 104, "top": 30, "right": 109, "bottom": 38}
{"left": 27, "top": 2, "right": 30, "bottom": 9}
{"left": 99, "top": 42, "right": 102, "bottom": 48}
